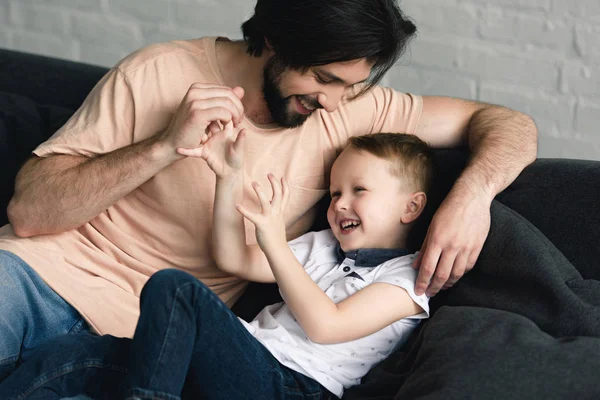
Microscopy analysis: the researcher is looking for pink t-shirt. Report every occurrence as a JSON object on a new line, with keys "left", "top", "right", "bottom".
{"left": 0, "top": 37, "right": 422, "bottom": 337}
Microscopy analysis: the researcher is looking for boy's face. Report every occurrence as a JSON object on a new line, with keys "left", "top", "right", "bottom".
{"left": 327, "top": 147, "right": 415, "bottom": 252}
{"left": 263, "top": 57, "right": 372, "bottom": 128}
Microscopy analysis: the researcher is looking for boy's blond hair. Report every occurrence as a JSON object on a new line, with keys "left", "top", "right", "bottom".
{"left": 347, "top": 133, "right": 433, "bottom": 193}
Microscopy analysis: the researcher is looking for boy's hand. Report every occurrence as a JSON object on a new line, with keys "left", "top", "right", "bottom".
{"left": 177, "top": 122, "right": 246, "bottom": 178}
{"left": 236, "top": 174, "right": 290, "bottom": 252}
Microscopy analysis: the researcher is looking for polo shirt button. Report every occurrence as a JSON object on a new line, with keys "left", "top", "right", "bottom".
{"left": 343, "top": 266, "right": 351, "bottom": 272}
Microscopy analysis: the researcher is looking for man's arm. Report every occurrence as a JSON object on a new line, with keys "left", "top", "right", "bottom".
{"left": 8, "top": 83, "right": 245, "bottom": 237}
{"left": 8, "top": 138, "right": 176, "bottom": 238}
{"left": 413, "top": 96, "right": 538, "bottom": 296}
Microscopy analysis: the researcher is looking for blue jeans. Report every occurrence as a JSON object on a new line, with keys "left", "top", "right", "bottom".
{"left": 0, "top": 269, "right": 331, "bottom": 400}
{"left": 0, "top": 250, "right": 89, "bottom": 382}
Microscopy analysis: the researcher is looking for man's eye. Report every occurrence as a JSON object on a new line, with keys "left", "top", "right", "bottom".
{"left": 316, "top": 75, "right": 332, "bottom": 84}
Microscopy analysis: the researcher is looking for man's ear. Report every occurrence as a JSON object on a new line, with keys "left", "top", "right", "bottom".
{"left": 265, "top": 37, "right": 273, "bottom": 51}
{"left": 401, "top": 192, "right": 427, "bottom": 224}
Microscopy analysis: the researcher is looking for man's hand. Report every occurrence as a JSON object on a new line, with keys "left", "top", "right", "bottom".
{"left": 236, "top": 174, "right": 290, "bottom": 253}
{"left": 413, "top": 186, "right": 492, "bottom": 296}
{"left": 177, "top": 122, "right": 246, "bottom": 178}
{"left": 158, "top": 83, "right": 245, "bottom": 157}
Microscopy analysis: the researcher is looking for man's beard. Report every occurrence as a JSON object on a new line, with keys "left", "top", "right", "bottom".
{"left": 262, "top": 57, "right": 321, "bottom": 129}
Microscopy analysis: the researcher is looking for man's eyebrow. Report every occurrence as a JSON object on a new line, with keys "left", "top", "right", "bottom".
{"left": 314, "top": 68, "right": 369, "bottom": 86}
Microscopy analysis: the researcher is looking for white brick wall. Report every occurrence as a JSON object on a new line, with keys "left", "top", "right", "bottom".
{"left": 1, "top": 0, "right": 599, "bottom": 160}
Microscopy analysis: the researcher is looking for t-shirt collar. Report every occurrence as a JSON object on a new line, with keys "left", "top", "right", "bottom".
{"left": 336, "top": 244, "right": 411, "bottom": 267}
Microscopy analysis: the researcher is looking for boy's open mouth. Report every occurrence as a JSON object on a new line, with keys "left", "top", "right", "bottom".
{"left": 340, "top": 219, "right": 361, "bottom": 234}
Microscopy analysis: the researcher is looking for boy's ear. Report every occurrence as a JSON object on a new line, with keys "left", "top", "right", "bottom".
{"left": 401, "top": 192, "right": 427, "bottom": 224}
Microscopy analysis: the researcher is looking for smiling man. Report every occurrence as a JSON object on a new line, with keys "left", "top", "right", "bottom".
{"left": 0, "top": 0, "right": 537, "bottom": 383}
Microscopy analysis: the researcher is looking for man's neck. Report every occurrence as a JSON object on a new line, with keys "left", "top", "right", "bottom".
{"left": 215, "top": 39, "right": 275, "bottom": 125}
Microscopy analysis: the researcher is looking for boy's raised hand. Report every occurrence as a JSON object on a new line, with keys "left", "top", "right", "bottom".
{"left": 177, "top": 122, "right": 246, "bottom": 178}
{"left": 236, "top": 174, "right": 290, "bottom": 252}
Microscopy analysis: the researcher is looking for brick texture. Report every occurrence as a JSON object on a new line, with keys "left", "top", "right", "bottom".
{"left": 0, "top": 0, "right": 598, "bottom": 160}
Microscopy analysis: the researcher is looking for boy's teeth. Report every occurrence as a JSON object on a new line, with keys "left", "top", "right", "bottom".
{"left": 341, "top": 221, "right": 360, "bottom": 229}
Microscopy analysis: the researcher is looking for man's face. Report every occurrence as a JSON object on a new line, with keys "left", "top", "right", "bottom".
{"left": 262, "top": 56, "right": 373, "bottom": 128}
{"left": 326, "top": 147, "right": 414, "bottom": 252}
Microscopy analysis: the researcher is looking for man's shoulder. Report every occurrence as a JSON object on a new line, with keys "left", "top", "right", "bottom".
{"left": 116, "top": 37, "right": 217, "bottom": 76}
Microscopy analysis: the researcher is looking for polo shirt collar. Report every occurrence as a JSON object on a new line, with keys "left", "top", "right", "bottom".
{"left": 336, "top": 244, "right": 411, "bottom": 267}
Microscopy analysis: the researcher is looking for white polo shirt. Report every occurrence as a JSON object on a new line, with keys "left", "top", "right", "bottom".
{"left": 239, "top": 229, "right": 430, "bottom": 398}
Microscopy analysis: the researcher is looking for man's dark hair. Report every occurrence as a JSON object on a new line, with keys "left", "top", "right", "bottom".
{"left": 242, "top": 0, "right": 417, "bottom": 93}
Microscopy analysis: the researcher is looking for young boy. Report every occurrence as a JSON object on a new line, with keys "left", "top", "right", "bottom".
{"left": 0, "top": 127, "right": 433, "bottom": 400}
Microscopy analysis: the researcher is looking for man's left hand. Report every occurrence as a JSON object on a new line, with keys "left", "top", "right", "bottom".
{"left": 413, "top": 188, "right": 492, "bottom": 296}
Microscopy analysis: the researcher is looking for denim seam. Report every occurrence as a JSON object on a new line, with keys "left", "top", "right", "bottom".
{"left": 127, "top": 387, "right": 181, "bottom": 400}
{"left": 67, "top": 318, "right": 88, "bottom": 335}
{"left": 147, "top": 281, "right": 197, "bottom": 390}
{"left": 14, "top": 360, "right": 128, "bottom": 400}
{"left": 0, "top": 355, "right": 18, "bottom": 367}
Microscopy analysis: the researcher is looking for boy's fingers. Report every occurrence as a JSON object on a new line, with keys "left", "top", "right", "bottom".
{"left": 236, "top": 204, "right": 259, "bottom": 224}
{"left": 232, "top": 129, "right": 246, "bottom": 154}
{"left": 252, "top": 182, "right": 270, "bottom": 213}
{"left": 176, "top": 147, "right": 204, "bottom": 158}
{"left": 269, "top": 173, "right": 282, "bottom": 209}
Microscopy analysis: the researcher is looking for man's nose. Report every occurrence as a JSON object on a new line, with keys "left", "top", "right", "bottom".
{"left": 318, "top": 87, "right": 345, "bottom": 113}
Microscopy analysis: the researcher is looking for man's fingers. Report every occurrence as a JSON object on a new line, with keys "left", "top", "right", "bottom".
{"left": 415, "top": 245, "right": 441, "bottom": 296}
{"left": 412, "top": 249, "right": 424, "bottom": 270}
{"left": 189, "top": 98, "right": 242, "bottom": 126}
{"left": 445, "top": 251, "right": 469, "bottom": 287}
{"left": 426, "top": 250, "right": 457, "bottom": 297}
{"left": 232, "top": 86, "right": 245, "bottom": 100}
{"left": 466, "top": 244, "right": 483, "bottom": 273}
{"left": 187, "top": 85, "right": 245, "bottom": 125}
{"left": 188, "top": 107, "right": 234, "bottom": 130}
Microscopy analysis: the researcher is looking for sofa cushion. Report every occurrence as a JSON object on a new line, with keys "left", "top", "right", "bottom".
{"left": 0, "top": 91, "right": 74, "bottom": 227}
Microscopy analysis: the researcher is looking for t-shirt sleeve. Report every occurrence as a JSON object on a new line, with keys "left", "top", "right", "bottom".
{"left": 373, "top": 255, "right": 430, "bottom": 319}
{"left": 335, "top": 86, "right": 423, "bottom": 139}
{"left": 33, "top": 67, "right": 135, "bottom": 158}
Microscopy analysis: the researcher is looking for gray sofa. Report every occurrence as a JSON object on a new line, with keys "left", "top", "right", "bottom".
{"left": 1, "top": 48, "right": 599, "bottom": 399}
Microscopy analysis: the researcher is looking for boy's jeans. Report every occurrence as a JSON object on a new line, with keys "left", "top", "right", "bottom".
{"left": 0, "top": 250, "right": 89, "bottom": 382}
{"left": 0, "top": 269, "right": 331, "bottom": 400}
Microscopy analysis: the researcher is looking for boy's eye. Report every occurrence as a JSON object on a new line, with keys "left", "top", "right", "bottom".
{"left": 354, "top": 187, "right": 365, "bottom": 192}
{"left": 330, "top": 191, "right": 341, "bottom": 198}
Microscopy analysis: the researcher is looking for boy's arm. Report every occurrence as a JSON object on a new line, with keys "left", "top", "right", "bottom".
{"left": 181, "top": 123, "right": 275, "bottom": 283}
{"left": 264, "top": 244, "right": 424, "bottom": 344}
{"left": 238, "top": 178, "right": 425, "bottom": 344}
{"left": 212, "top": 173, "right": 275, "bottom": 283}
